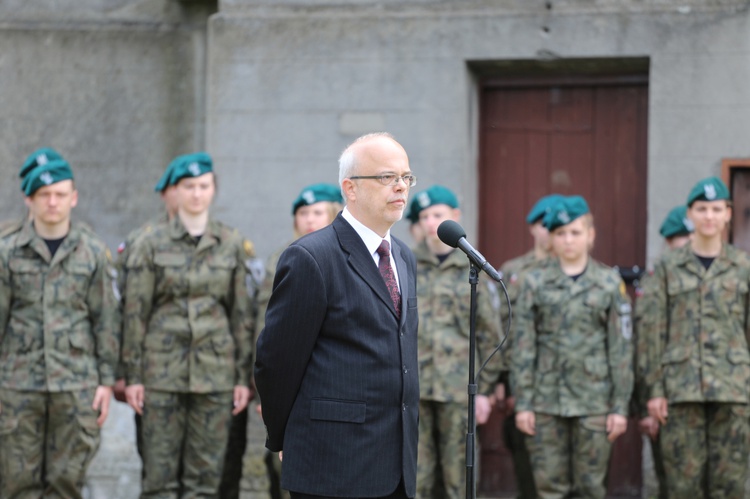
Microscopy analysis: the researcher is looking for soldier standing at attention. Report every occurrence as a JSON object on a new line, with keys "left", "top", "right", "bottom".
{"left": 496, "top": 193, "right": 561, "bottom": 499}
{"left": 0, "top": 147, "right": 65, "bottom": 239}
{"left": 644, "top": 177, "right": 750, "bottom": 498}
{"left": 511, "top": 195, "right": 633, "bottom": 499}
{"left": 410, "top": 185, "right": 502, "bottom": 499}
{"left": 251, "top": 182, "right": 343, "bottom": 499}
{"left": 123, "top": 152, "right": 254, "bottom": 497}
{"left": 634, "top": 204, "right": 693, "bottom": 499}
{"left": 0, "top": 158, "right": 120, "bottom": 498}
{"left": 112, "top": 159, "right": 180, "bottom": 461}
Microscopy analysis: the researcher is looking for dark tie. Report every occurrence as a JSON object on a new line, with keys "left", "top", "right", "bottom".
{"left": 377, "top": 240, "right": 401, "bottom": 319}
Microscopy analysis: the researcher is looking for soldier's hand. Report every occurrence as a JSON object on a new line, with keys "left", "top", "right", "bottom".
{"left": 606, "top": 414, "right": 627, "bottom": 442}
{"left": 93, "top": 385, "right": 113, "bottom": 427}
{"left": 516, "top": 411, "right": 535, "bottom": 436}
{"left": 113, "top": 378, "right": 127, "bottom": 403}
{"left": 475, "top": 395, "right": 492, "bottom": 425}
{"left": 232, "top": 385, "right": 251, "bottom": 415}
{"left": 638, "top": 416, "right": 660, "bottom": 440}
{"left": 125, "top": 384, "right": 145, "bottom": 415}
{"left": 647, "top": 397, "right": 668, "bottom": 425}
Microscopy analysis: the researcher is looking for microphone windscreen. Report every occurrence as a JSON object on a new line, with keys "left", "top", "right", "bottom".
{"left": 437, "top": 220, "right": 466, "bottom": 248}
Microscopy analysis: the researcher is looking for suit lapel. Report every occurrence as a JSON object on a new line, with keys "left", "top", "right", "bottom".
{"left": 333, "top": 215, "right": 397, "bottom": 318}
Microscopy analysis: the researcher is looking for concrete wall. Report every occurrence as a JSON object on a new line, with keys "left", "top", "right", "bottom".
{"left": 0, "top": 0, "right": 213, "bottom": 251}
{"left": 0, "top": 1, "right": 216, "bottom": 496}
{"left": 208, "top": 0, "right": 750, "bottom": 266}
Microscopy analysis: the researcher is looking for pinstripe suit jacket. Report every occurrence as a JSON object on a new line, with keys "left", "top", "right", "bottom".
{"left": 255, "top": 213, "right": 419, "bottom": 497}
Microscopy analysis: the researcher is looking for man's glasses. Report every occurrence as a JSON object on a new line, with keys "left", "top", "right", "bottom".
{"left": 349, "top": 174, "right": 417, "bottom": 187}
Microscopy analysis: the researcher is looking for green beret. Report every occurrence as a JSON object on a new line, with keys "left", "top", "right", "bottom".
{"left": 686, "top": 176, "right": 729, "bottom": 206}
{"left": 20, "top": 147, "right": 64, "bottom": 180}
{"left": 543, "top": 195, "right": 590, "bottom": 231}
{"left": 407, "top": 185, "right": 459, "bottom": 223}
{"left": 168, "top": 152, "right": 213, "bottom": 185}
{"left": 659, "top": 205, "right": 694, "bottom": 238}
{"left": 22, "top": 159, "right": 74, "bottom": 196}
{"left": 526, "top": 194, "right": 564, "bottom": 224}
{"left": 292, "top": 183, "right": 343, "bottom": 214}
{"left": 154, "top": 163, "right": 177, "bottom": 192}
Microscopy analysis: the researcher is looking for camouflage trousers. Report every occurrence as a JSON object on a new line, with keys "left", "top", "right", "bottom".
{"left": 525, "top": 413, "right": 611, "bottom": 499}
{"left": 141, "top": 390, "right": 234, "bottom": 499}
{"left": 503, "top": 412, "right": 536, "bottom": 499}
{"left": 660, "top": 402, "right": 750, "bottom": 499}
{"left": 0, "top": 388, "right": 101, "bottom": 499}
{"left": 417, "top": 400, "right": 467, "bottom": 499}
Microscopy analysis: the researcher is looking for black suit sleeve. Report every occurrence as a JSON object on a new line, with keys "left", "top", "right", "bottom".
{"left": 254, "top": 243, "right": 327, "bottom": 451}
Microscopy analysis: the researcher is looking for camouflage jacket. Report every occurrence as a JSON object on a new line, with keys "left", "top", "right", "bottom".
{"left": 0, "top": 217, "right": 26, "bottom": 240}
{"left": 641, "top": 243, "right": 750, "bottom": 404}
{"left": 112, "top": 213, "right": 170, "bottom": 379}
{"left": 0, "top": 221, "right": 120, "bottom": 391}
{"left": 123, "top": 215, "right": 254, "bottom": 393}
{"left": 414, "top": 242, "right": 502, "bottom": 401}
{"left": 116, "top": 213, "right": 170, "bottom": 297}
{"left": 254, "top": 243, "right": 289, "bottom": 343}
{"left": 498, "top": 250, "right": 550, "bottom": 373}
{"left": 634, "top": 267, "right": 660, "bottom": 415}
{"left": 511, "top": 258, "right": 634, "bottom": 416}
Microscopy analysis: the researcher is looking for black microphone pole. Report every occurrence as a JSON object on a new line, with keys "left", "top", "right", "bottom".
{"left": 437, "top": 220, "right": 493, "bottom": 499}
{"left": 465, "top": 263, "right": 479, "bottom": 499}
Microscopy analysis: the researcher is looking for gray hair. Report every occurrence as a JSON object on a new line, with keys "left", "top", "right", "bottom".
{"left": 338, "top": 132, "right": 396, "bottom": 198}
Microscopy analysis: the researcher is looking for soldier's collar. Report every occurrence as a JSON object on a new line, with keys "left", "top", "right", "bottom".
{"left": 14, "top": 219, "right": 36, "bottom": 247}
{"left": 168, "top": 215, "right": 222, "bottom": 243}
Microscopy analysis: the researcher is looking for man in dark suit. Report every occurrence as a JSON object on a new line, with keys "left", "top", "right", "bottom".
{"left": 255, "top": 132, "right": 419, "bottom": 499}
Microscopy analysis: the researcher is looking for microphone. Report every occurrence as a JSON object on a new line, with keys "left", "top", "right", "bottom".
{"left": 437, "top": 220, "right": 504, "bottom": 283}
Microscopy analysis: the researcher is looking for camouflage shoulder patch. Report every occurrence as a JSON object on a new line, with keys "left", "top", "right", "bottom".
{"left": 243, "top": 239, "right": 255, "bottom": 257}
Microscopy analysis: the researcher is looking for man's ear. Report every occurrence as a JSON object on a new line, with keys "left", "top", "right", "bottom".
{"left": 341, "top": 178, "right": 356, "bottom": 203}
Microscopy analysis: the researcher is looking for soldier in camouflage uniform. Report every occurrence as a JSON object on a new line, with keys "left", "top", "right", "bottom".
{"left": 0, "top": 147, "right": 65, "bottom": 240}
{"left": 250, "top": 183, "right": 342, "bottom": 499}
{"left": 634, "top": 204, "right": 692, "bottom": 499}
{"left": 404, "top": 201, "right": 425, "bottom": 246}
{"left": 496, "top": 194, "right": 561, "bottom": 499}
{"left": 409, "top": 185, "right": 502, "bottom": 499}
{"left": 112, "top": 161, "right": 180, "bottom": 465}
{"left": 123, "top": 152, "right": 254, "bottom": 498}
{"left": 0, "top": 158, "right": 120, "bottom": 498}
{"left": 511, "top": 196, "right": 633, "bottom": 499}
{"left": 643, "top": 177, "right": 750, "bottom": 498}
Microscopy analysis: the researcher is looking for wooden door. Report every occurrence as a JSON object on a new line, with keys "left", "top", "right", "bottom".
{"left": 477, "top": 75, "right": 648, "bottom": 498}
{"left": 723, "top": 160, "right": 750, "bottom": 251}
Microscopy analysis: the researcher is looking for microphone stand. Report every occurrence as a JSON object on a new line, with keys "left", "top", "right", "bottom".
{"left": 465, "top": 263, "right": 479, "bottom": 499}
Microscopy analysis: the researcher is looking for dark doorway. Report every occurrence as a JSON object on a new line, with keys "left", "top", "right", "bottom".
{"left": 473, "top": 59, "right": 649, "bottom": 499}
